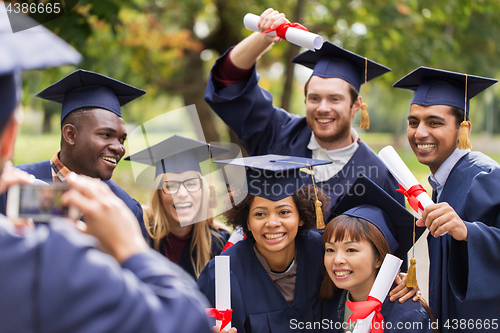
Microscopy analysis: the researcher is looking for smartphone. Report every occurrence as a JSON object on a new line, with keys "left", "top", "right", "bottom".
{"left": 7, "top": 182, "right": 79, "bottom": 222}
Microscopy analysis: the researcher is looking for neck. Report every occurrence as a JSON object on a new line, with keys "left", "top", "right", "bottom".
{"left": 169, "top": 222, "right": 193, "bottom": 238}
{"left": 256, "top": 242, "right": 295, "bottom": 272}
{"left": 348, "top": 275, "right": 376, "bottom": 302}
{"left": 315, "top": 132, "right": 354, "bottom": 151}
{"left": 58, "top": 149, "right": 80, "bottom": 175}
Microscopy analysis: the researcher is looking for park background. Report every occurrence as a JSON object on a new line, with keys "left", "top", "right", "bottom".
{"left": 15, "top": 0, "right": 500, "bottom": 205}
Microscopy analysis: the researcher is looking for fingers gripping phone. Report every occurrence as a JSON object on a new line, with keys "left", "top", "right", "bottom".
{"left": 7, "top": 181, "right": 79, "bottom": 223}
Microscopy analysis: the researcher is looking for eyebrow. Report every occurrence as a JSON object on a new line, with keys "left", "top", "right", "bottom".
{"left": 407, "top": 115, "right": 446, "bottom": 121}
{"left": 251, "top": 204, "right": 292, "bottom": 211}
{"left": 326, "top": 240, "right": 359, "bottom": 245}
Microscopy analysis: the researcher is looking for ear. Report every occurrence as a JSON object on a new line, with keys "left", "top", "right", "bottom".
{"left": 299, "top": 219, "right": 304, "bottom": 227}
{"left": 466, "top": 120, "right": 472, "bottom": 134}
{"left": 62, "top": 124, "right": 77, "bottom": 146}
{"left": 351, "top": 95, "right": 362, "bottom": 115}
{"left": 374, "top": 256, "right": 383, "bottom": 269}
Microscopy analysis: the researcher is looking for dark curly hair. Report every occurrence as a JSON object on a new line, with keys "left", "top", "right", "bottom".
{"left": 223, "top": 185, "right": 331, "bottom": 237}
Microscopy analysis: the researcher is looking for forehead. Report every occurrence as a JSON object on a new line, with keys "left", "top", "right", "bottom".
{"left": 409, "top": 104, "right": 454, "bottom": 119}
{"left": 163, "top": 170, "right": 200, "bottom": 181}
{"left": 251, "top": 195, "right": 296, "bottom": 208}
{"left": 307, "top": 76, "right": 351, "bottom": 95}
{"left": 81, "top": 108, "right": 126, "bottom": 130}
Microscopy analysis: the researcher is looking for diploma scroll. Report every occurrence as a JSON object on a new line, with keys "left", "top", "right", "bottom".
{"left": 378, "top": 145, "right": 434, "bottom": 211}
{"left": 351, "top": 254, "right": 402, "bottom": 333}
{"left": 215, "top": 256, "right": 231, "bottom": 331}
{"left": 243, "top": 13, "right": 323, "bottom": 50}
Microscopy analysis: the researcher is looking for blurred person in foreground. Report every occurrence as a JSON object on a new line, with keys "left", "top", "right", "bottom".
{"left": 0, "top": 7, "right": 212, "bottom": 332}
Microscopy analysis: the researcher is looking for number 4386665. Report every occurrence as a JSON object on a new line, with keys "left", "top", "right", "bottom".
{"left": 5, "top": 2, "right": 61, "bottom": 14}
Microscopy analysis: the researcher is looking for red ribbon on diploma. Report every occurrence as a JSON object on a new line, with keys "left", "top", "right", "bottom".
{"left": 396, "top": 184, "right": 427, "bottom": 213}
{"left": 262, "top": 22, "right": 308, "bottom": 40}
{"left": 347, "top": 296, "right": 384, "bottom": 333}
{"left": 206, "top": 308, "right": 233, "bottom": 332}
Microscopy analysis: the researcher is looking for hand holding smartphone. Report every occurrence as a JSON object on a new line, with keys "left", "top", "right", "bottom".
{"left": 7, "top": 182, "right": 79, "bottom": 223}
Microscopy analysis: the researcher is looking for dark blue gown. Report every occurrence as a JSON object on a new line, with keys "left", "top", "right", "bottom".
{"left": 205, "top": 51, "right": 403, "bottom": 211}
{"left": 321, "top": 290, "right": 433, "bottom": 332}
{"left": 155, "top": 228, "right": 230, "bottom": 280}
{"left": 0, "top": 159, "right": 148, "bottom": 240}
{"left": 428, "top": 152, "right": 500, "bottom": 332}
{"left": 197, "top": 230, "right": 324, "bottom": 333}
{"left": 0, "top": 215, "right": 212, "bottom": 333}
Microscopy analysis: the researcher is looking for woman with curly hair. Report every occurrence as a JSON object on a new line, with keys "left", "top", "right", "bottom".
{"left": 197, "top": 155, "right": 331, "bottom": 333}
{"left": 321, "top": 176, "right": 436, "bottom": 333}
{"left": 126, "top": 135, "right": 230, "bottom": 280}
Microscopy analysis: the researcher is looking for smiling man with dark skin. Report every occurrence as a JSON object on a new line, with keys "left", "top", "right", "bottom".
{"left": 394, "top": 66, "right": 500, "bottom": 332}
{"left": 3, "top": 70, "right": 147, "bottom": 237}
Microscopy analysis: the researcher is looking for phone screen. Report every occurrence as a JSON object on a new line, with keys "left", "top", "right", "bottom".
{"left": 7, "top": 183, "right": 74, "bottom": 222}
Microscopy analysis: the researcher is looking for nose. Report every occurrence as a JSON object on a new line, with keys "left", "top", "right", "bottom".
{"left": 317, "top": 99, "right": 330, "bottom": 113}
{"left": 414, "top": 123, "right": 429, "bottom": 140}
{"left": 266, "top": 214, "right": 282, "bottom": 228}
{"left": 176, "top": 183, "right": 189, "bottom": 197}
{"left": 332, "top": 252, "right": 346, "bottom": 265}
{"left": 109, "top": 139, "right": 125, "bottom": 156}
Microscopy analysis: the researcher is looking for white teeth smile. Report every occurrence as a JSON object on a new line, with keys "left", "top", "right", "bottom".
{"left": 264, "top": 233, "right": 285, "bottom": 240}
{"left": 101, "top": 156, "right": 117, "bottom": 164}
{"left": 334, "top": 271, "right": 352, "bottom": 277}
{"left": 317, "top": 118, "right": 333, "bottom": 124}
{"left": 417, "top": 144, "right": 436, "bottom": 151}
{"left": 175, "top": 203, "right": 192, "bottom": 209}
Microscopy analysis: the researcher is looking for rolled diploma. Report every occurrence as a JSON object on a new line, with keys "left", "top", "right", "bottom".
{"left": 243, "top": 13, "right": 323, "bottom": 50}
{"left": 215, "top": 256, "right": 231, "bottom": 331}
{"left": 378, "top": 145, "right": 434, "bottom": 211}
{"left": 352, "top": 254, "right": 403, "bottom": 333}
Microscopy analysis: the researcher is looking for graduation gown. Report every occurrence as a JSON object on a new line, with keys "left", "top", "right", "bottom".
{"left": 197, "top": 230, "right": 324, "bottom": 333}
{"left": 0, "top": 159, "right": 148, "bottom": 240}
{"left": 205, "top": 51, "right": 403, "bottom": 211}
{"left": 156, "top": 228, "right": 230, "bottom": 280}
{"left": 321, "top": 290, "right": 432, "bottom": 332}
{"left": 0, "top": 215, "right": 212, "bottom": 333}
{"left": 428, "top": 152, "right": 500, "bottom": 332}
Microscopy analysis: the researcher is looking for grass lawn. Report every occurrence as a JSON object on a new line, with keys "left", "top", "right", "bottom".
{"left": 13, "top": 132, "right": 500, "bottom": 206}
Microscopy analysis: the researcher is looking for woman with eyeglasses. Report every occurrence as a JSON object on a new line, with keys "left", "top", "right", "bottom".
{"left": 125, "top": 135, "right": 230, "bottom": 280}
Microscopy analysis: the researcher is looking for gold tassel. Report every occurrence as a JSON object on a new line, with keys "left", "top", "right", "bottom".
{"left": 406, "top": 257, "right": 418, "bottom": 288}
{"left": 209, "top": 183, "right": 218, "bottom": 209}
{"left": 359, "top": 102, "right": 370, "bottom": 129}
{"left": 315, "top": 200, "right": 325, "bottom": 229}
{"left": 458, "top": 120, "right": 472, "bottom": 149}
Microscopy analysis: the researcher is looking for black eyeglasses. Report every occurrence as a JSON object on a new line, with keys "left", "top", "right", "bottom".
{"left": 160, "top": 178, "right": 203, "bottom": 195}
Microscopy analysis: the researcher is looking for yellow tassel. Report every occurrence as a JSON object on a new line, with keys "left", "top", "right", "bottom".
{"left": 458, "top": 120, "right": 472, "bottom": 149}
{"left": 315, "top": 200, "right": 325, "bottom": 229}
{"left": 406, "top": 257, "right": 418, "bottom": 288}
{"left": 209, "top": 183, "right": 218, "bottom": 209}
{"left": 359, "top": 102, "right": 370, "bottom": 129}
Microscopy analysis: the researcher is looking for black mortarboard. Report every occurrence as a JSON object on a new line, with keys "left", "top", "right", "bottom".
{"left": 329, "top": 175, "right": 424, "bottom": 262}
{"left": 214, "top": 154, "right": 330, "bottom": 201}
{"left": 393, "top": 66, "right": 497, "bottom": 112}
{"left": 292, "top": 41, "right": 391, "bottom": 92}
{"left": 36, "top": 69, "right": 146, "bottom": 123}
{"left": 0, "top": 6, "right": 81, "bottom": 125}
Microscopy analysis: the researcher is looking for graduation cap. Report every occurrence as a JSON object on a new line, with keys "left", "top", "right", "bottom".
{"left": 292, "top": 41, "right": 391, "bottom": 129}
{"left": 393, "top": 66, "right": 498, "bottom": 149}
{"left": 0, "top": 6, "right": 81, "bottom": 126}
{"left": 36, "top": 69, "right": 146, "bottom": 123}
{"left": 125, "top": 135, "right": 229, "bottom": 208}
{"left": 215, "top": 154, "right": 332, "bottom": 229}
{"left": 329, "top": 175, "right": 425, "bottom": 270}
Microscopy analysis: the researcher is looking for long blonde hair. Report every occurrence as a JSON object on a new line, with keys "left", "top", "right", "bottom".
{"left": 143, "top": 173, "right": 229, "bottom": 278}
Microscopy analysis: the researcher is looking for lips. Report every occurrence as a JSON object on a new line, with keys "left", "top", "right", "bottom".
{"left": 334, "top": 270, "right": 352, "bottom": 277}
{"left": 263, "top": 232, "right": 285, "bottom": 240}
{"left": 416, "top": 143, "right": 436, "bottom": 151}
{"left": 317, "top": 118, "right": 334, "bottom": 124}
{"left": 174, "top": 202, "right": 193, "bottom": 214}
{"left": 100, "top": 156, "right": 118, "bottom": 165}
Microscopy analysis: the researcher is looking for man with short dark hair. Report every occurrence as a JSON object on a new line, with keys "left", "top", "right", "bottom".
{"left": 394, "top": 66, "right": 500, "bottom": 332}
{"left": 6, "top": 69, "right": 148, "bottom": 237}
{"left": 204, "top": 9, "right": 404, "bottom": 213}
